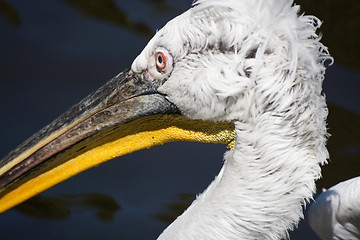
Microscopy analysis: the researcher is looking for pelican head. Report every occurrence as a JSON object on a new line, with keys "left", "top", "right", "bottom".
{"left": 0, "top": 0, "right": 332, "bottom": 239}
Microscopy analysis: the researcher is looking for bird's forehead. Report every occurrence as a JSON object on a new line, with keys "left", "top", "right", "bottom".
{"left": 131, "top": 10, "right": 193, "bottom": 73}
{"left": 131, "top": 0, "right": 296, "bottom": 73}
{"left": 131, "top": 3, "right": 247, "bottom": 72}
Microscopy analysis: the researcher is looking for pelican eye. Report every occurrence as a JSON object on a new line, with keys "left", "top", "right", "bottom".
{"left": 148, "top": 47, "right": 173, "bottom": 80}
{"left": 156, "top": 52, "right": 166, "bottom": 72}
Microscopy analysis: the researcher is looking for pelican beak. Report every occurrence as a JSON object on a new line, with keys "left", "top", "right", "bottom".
{"left": 0, "top": 68, "right": 235, "bottom": 213}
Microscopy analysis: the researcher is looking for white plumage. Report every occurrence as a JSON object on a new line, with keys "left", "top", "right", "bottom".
{"left": 132, "top": 0, "right": 332, "bottom": 239}
{"left": 308, "top": 177, "right": 360, "bottom": 240}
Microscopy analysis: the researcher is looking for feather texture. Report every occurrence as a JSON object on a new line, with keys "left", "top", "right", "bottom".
{"left": 131, "top": 0, "right": 333, "bottom": 239}
{"left": 309, "top": 177, "right": 360, "bottom": 240}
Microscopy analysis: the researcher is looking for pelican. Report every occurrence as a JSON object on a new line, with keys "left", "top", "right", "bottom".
{"left": 0, "top": 0, "right": 332, "bottom": 239}
{"left": 308, "top": 177, "right": 360, "bottom": 240}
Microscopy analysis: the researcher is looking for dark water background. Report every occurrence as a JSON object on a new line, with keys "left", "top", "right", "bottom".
{"left": 0, "top": 0, "right": 359, "bottom": 239}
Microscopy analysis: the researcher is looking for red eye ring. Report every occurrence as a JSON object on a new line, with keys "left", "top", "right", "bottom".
{"left": 147, "top": 47, "right": 173, "bottom": 80}
{"left": 156, "top": 52, "right": 166, "bottom": 72}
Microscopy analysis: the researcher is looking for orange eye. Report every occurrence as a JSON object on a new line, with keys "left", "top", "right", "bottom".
{"left": 156, "top": 52, "right": 166, "bottom": 72}
{"left": 147, "top": 47, "right": 173, "bottom": 80}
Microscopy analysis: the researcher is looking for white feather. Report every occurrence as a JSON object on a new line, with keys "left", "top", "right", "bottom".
{"left": 131, "top": 0, "right": 333, "bottom": 239}
{"left": 308, "top": 177, "right": 360, "bottom": 240}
